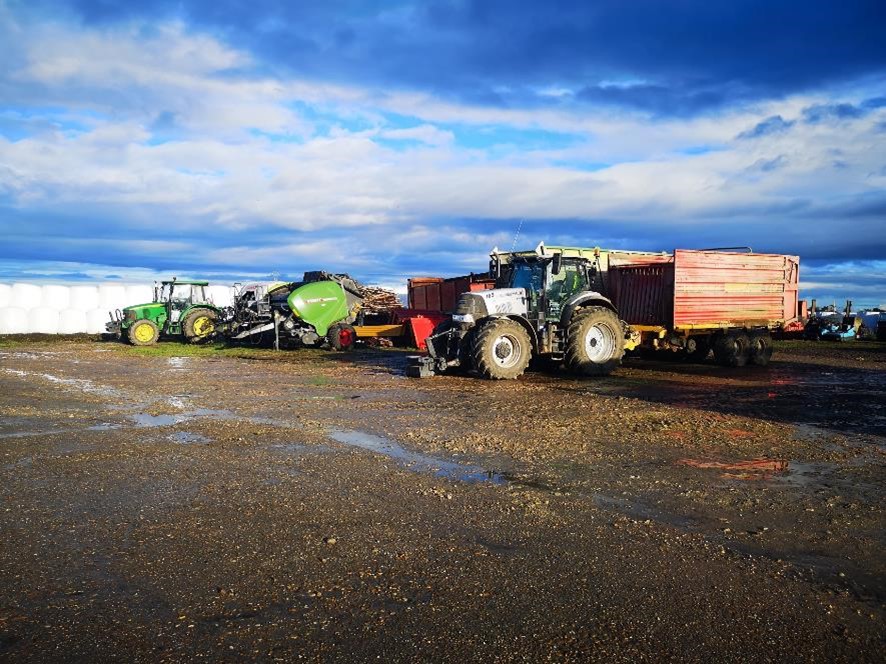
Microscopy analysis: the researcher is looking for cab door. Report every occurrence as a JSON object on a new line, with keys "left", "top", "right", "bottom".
{"left": 545, "top": 260, "right": 588, "bottom": 320}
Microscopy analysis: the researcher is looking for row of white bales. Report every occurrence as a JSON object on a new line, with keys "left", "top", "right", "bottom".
{"left": 0, "top": 283, "right": 235, "bottom": 335}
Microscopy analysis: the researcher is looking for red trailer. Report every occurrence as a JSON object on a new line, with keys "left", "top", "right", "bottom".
{"left": 608, "top": 249, "right": 800, "bottom": 364}
{"left": 408, "top": 274, "right": 495, "bottom": 313}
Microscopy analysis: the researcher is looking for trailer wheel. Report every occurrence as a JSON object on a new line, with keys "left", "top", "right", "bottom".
{"left": 327, "top": 324, "right": 357, "bottom": 351}
{"left": 128, "top": 319, "right": 159, "bottom": 346}
{"left": 471, "top": 318, "right": 531, "bottom": 380}
{"left": 565, "top": 307, "right": 624, "bottom": 376}
{"left": 749, "top": 332, "right": 773, "bottom": 366}
{"left": 713, "top": 332, "right": 751, "bottom": 367}
{"left": 686, "top": 335, "right": 712, "bottom": 363}
{"left": 183, "top": 308, "right": 218, "bottom": 343}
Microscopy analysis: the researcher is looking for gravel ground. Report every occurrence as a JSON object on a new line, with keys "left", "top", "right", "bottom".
{"left": 0, "top": 337, "right": 883, "bottom": 662}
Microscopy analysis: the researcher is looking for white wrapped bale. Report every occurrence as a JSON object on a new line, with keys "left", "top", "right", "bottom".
{"left": 86, "top": 309, "right": 111, "bottom": 334}
{"left": 42, "top": 285, "right": 71, "bottom": 311}
{"left": 0, "top": 284, "right": 11, "bottom": 308}
{"left": 0, "top": 307, "right": 29, "bottom": 334}
{"left": 98, "top": 284, "right": 128, "bottom": 311}
{"left": 58, "top": 309, "right": 89, "bottom": 334}
{"left": 28, "top": 307, "right": 60, "bottom": 334}
{"left": 69, "top": 286, "right": 99, "bottom": 312}
{"left": 11, "top": 283, "right": 43, "bottom": 309}
{"left": 125, "top": 284, "right": 154, "bottom": 306}
{"left": 208, "top": 284, "right": 234, "bottom": 308}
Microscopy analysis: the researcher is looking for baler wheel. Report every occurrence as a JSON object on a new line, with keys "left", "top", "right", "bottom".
{"left": 128, "top": 319, "right": 159, "bottom": 346}
{"left": 327, "top": 324, "right": 357, "bottom": 351}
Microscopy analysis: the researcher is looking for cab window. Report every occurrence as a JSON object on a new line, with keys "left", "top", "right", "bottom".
{"left": 545, "top": 262, "right": 586, "bottom": 316}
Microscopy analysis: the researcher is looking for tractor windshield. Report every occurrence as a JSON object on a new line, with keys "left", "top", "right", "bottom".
{"left": 506, "top": 260, "right": 544, "bottom": 293}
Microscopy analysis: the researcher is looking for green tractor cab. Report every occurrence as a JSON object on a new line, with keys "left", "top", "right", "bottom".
{"left": 107, "top": 279, "right": 223, "bottom": 346}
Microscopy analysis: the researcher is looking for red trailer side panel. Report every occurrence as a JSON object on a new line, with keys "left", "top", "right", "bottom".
{"left": 407, "top": 275, "right": 495, "bottom": 314}
{"left": 608, "top": 262, "right": 674, "bottom": 326}
{"left": 672, "top": 250, "right": 799, "bottom": 328}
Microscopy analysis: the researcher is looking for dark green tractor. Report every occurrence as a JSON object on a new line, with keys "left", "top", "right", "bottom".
{"left": 106, "top": 279, "right": 222, "bottom": 346}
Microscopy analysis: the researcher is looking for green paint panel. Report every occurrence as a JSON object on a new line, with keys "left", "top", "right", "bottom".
{"left": 287, "top": 281, "right": 349, "bottom": 336}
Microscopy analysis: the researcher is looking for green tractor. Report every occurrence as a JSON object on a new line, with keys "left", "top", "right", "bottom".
{"left": 106, "top": 279, "right": 223, "bottom": 346}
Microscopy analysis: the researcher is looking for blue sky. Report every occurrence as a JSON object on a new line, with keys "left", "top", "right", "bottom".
{"left": 0, "top": 1, "right": 885, "bottom": 303}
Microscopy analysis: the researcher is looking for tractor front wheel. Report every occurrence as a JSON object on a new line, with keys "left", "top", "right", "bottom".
{"left": 128, "top": 319, "right": 159, "bottom": 346}
{"left": 327, "top": 324, "right": 357, "bottom": 351}
{"left": 183, "top": 308, "right": 218, "bottom": 344}
{"left": 471, "top": 318, "right": 531, "bottom": 380}
{"left": 565, "top": 307, "right": 624, "bottom": 376}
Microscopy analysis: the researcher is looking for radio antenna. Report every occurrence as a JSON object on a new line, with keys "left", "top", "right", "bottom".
{"left": 510, "top": 219, "right": 524, "bottom": 252}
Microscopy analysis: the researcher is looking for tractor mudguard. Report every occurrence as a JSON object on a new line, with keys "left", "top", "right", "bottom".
{"left": 560, "top": 291, "right": 618, "bottom": 327}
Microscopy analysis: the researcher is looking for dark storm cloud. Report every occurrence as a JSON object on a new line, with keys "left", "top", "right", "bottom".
{"left": 31, "top": 0, "right": 886, "bottom": 117}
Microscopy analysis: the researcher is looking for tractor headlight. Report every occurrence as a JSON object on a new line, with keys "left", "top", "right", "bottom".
{"left": 452, "top": 314, "right": 474, "bottom": 324}
{"left": 124, "top": 310, "right": 136, "bottom": 321}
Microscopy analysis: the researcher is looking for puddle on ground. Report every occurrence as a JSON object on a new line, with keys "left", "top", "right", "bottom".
{"left": 1, "top": 368, "right": 121, "bottom": 398}
{"left": 680, "top": 456, "right": 843, "bottom": 488}
{"left": 0, "top": 428, "right": 67, "bottom": 439}
{"left": 87, "top": 423, "right": 123, "bottom": 431}
{"left": 327, "top": 429, "right": 507, "bottom": 485}
{"left": 268, "top": 443, "right": 332, "bottom": 455}
{"left": 768, "top": 460, "right": 838, "bottom": 488}
{"left": 168, "top": 431, "right": 211, "bottom": 445}
{"left": 127, "top": 408, "right": 292, "bottom": 429}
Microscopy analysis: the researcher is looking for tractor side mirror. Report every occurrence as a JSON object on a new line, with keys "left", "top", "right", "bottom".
{"left": 552, "top": 253, "right": 562, "bottom": 276}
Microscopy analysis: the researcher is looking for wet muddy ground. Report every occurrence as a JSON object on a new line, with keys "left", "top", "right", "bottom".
{"left": 0, "top": 337, "right": 883, "bottom": 662}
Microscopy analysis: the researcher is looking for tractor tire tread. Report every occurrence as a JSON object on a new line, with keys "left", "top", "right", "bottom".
{"left": 471, "top": 318, "right": 531, "bottom": 380}
{"left": 183, "top": 308, "right": 218, "bottom": 344}
{"left": 127, "top": 319, "right": 159, "bottom": 346}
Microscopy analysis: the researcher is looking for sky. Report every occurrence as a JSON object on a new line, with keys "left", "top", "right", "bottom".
{"left": 0, "top": 0, "right": 885, "bottom": 304}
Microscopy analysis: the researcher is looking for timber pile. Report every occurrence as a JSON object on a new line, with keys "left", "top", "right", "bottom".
{"left": 361, "top": 287, "right": 401, "bottom": 313}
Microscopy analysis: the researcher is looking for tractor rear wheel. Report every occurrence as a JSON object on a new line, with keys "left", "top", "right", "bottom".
{"left": 713, "top": 332, "right": 751, "bottom": 367}
{"left": 749, "top": 331, "right": 773, "bottom": 366}
{"left": 128, "top": 319, "right": 159, "bottom": 346}
{"left": 471, "top": 318, "right": 531, "bottom": 380}
{"left": 327, "top": 323, "right": 357, "bottom": 351}
{"left": 565, "top": 307, "right": 624, "bottom": 376}
{"left": 184, "top": 308, "right": 218, "bottom": 344}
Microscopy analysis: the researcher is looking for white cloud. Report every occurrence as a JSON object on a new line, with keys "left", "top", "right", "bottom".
{"left": 0, "top": 13, "right": 884, "bottom": 247}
